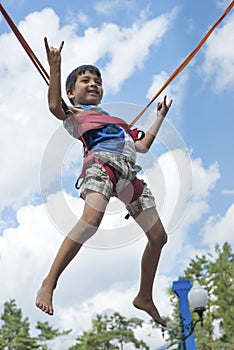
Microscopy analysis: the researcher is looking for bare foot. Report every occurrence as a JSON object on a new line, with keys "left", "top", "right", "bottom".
{"left": 36, "top": 280, "right": 55, "bottom": 315}
{"left": 133, "top": 295, "right": 167, "bottom": 327}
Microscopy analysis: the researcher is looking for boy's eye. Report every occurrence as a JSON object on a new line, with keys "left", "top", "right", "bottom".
{"left": 80, "top": 77, "right": 102, "bottom": 85}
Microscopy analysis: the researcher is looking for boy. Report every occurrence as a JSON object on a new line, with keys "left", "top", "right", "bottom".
{"left": 36, "top": 38, "right": 172, "bottom": 327}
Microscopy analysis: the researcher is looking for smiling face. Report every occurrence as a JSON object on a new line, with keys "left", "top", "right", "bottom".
{"left": 67, "top": 70, "right": 103, "bottom": 106}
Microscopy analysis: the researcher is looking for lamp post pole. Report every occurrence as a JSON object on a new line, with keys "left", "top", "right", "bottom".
{"left": 162, "top": 280, "right": 208, "bottom": 349}
{"left": 172, "top": 280, "right": 197, "bottom": 350}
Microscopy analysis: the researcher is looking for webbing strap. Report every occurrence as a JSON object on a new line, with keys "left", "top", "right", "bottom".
{"left": 0, "top": 3, "right": 49, "bottom": 85}
{"left": 1, "top": 2, "right": 233, "bottom": 123}
{"left": 129, "top": 1, "right": 234, "bottom": 128}
{"left": 0, "top": 3, "right": 69, "bottom": 113}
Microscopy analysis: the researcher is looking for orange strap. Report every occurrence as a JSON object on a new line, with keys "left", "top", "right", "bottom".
{"left": 129, "top": 1, "right": 234, "bottom": 128}
{"left": 1, "top": 3, "right": 233, "bottom": 123}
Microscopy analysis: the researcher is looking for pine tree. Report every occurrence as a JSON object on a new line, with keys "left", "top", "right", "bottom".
{"left": 0, "top": 299, "right": 39, "bottom": 350}
{"left": 164, "top": 242, "right": 234, "bottom": 350}
{"left": 36, "top": 320, "right": 71, "bottom": 349}
{"left": 69, "top": 312, "right": 149, "bottom": 350}
{"left": 36, "top": 320, "right": 71, "bottom": 340}
{"left": 207, "top": 243, "right": 234, "bottom": 349}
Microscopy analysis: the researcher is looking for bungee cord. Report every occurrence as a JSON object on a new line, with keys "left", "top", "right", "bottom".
{"left": 1, "top": 2, "right": 234, "bottom": 124}
{"left": 128, "top": 0, "right": 234, "bottom": 127}
{"left": 0, "top": 3, "right": 49, "bottom": 85}
{"left": 0, "top": 3, "right": 69, "bottom": 113}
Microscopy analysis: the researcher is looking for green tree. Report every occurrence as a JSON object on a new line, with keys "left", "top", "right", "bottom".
{"left": 206, "top": 243, "right": 234, "bottom": 350}
{"left": 164, "top": 242, "right": 234, "bottom": 350}
{"left": 36, "top": 320, "right": 71, "bottom": 340}
{"left": 0, "top": 300, "right": 72, "bottom": 350}
{"left": 69, "top": 312, "right": 149, "bottom": 350}
{"left": 0, "top": 299, "right": 39, "bottom": 350}
{"left": 36, "top": 320, "right": 71, "bottom": 349}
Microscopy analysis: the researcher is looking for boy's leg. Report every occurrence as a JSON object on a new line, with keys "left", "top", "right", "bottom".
{"left": 132, "top": 207, "right": 167, "bottom": 327}
{"left": 36, "top": 191, "right": 108, "bottom": 315}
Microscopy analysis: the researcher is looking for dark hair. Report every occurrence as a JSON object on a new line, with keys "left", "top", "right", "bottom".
{"left": 66, "top": 65, "right": 102, "bottom": 105}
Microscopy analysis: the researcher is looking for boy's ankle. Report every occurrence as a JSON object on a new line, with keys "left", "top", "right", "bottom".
{"left": 41, "top": 277, "right": 57, "bottom": 289}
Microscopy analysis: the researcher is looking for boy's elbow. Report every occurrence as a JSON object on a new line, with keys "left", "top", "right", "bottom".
{"left": 139, "top": 147, "right": 149, "bottom": 154}
{"left": 135, "top": 143, "right": 149, "bottom": 153}
{"left": 49, "top": 102, "right": 58, "bottom": 113}
{"left": 49, "top": 104, "right": 65, "bottom": 120}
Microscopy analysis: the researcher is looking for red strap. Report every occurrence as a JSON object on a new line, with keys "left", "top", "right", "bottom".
{"left": 76, "top": 150, "right": 144, "bottom": 205}
{"left": 0, "top": 4, "right": 50, "bottom": 85}
{"left": 117, "top": 177, "right": 144, "bottom": 204}
{"left": 75, "top": 151, "right": 118, "bottom": 190}
{"left": 0, "top": 4, "right": 69, "bottom": 113}
{"left": 74, "top": 111, "right": 132, "bottom": 137}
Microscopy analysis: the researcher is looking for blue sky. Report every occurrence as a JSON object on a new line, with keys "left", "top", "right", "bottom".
{"left": 0, "top": 0, "right": 234, "bottom": 349}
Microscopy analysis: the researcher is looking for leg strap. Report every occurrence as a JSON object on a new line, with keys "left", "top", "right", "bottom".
{"left": 76, "top": 152, "right": 144, "bottom": 209}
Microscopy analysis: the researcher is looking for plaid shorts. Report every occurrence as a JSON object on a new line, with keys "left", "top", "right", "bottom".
{"left": 79, "top": 152, "right": 156, "bottom": 217}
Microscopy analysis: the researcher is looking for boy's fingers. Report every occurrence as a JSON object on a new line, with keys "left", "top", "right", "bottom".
{"left": 44, "top": 37, "right": 64, "bottom": 54}
{"left": 163, "top": 95, "right": 173, "bottom": 109}
{"left": 59, "top": 41, "right": 64, "bottom": 52}
{"left": 168, "top": 99, "right": 173, "bottom": 108}
{"left": 44, "top": 37, "right": 50, "bottom": 53}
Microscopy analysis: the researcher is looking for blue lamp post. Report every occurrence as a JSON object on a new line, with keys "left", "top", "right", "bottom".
{"left": 173, "top": 280, "right": 196, "bottom": 349}
{"left": 162, "top": 280, "right": 208, "bottom": 350}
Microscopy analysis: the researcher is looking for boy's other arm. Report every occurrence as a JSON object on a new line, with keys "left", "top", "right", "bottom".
{"left": 135, "top": 95, "right": 172, "bottom": 153}
{"left": 44, "top": 37, "right": 68, "bottom": 121}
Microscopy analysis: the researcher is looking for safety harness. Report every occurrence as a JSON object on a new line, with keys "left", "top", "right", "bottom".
{"left": 69, "top": 109, "right": 145, "bottom": 206}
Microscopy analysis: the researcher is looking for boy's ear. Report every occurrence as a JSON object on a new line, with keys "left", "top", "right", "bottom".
{"left": 66, "top": 89, "right": 75, "bottom": 99}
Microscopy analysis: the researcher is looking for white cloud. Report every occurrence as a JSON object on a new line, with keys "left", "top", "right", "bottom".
{"left": 0, "top": 8, "right": 77, "bottom": 211}
{"left": 146, "top": 69, "right": 189, "bottom": 118}
{"left": 191, "top": 157, "right": 220, "bottom": 200}
{"left": 202, "top": 203, "right": 234, "bottom": 245}
{"left": 158, "top": 154, "right": 220, "bottom": 276}
{"left": 145, "top": 148, "right": 192, "bottom": 233}
{"left": 0, "top": 147, "right": 223, "bottom": 348}
{"left": 94, "top": 0, "right": 123, "bottom": 15}
{"left": 0, "top": 190, "right": 171, "bottom": 348}
{"left": 0, "top": 5, "right": 230, "bottom": 348}
{"left": 76, "top": 11, "right": 90, "bottom": 26}
{"left": 172, "top": 156, "right": 220, "bottom": 232}
{"left": 102, "top": 9, "right": 177, "bottom": 93}
{"left": 200, "top": 12, "right": 234, "bottom": 92}
{"left": 221, "top": 189, "right": 234, "bottom": 195}
{"left": 0, "top": 6, "right": 177, "bottom": 213}
{"left": 216, "top": 0, "right": 231, "bottom": 9}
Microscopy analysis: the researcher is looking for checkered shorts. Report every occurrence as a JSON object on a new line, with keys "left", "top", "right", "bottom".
{"left": 79, "top": 152, "right": 156, "bottom": 217}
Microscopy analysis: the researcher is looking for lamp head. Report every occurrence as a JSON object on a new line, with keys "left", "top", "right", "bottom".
{"left": 188, "top": 280, "right": 208, "bottom": 310}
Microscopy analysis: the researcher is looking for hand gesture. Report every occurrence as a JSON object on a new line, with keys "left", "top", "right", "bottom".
{"left": 44, "top": 37, "right": 64, "bottom": 67}
{"left": 157, "top": 95, "right": 173, "bottom": 119}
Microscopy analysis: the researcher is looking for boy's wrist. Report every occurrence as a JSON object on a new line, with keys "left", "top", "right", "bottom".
{"left": 50, "top": 64, "right": 61, "bottom": 74}
{"left": 156, "top": 114, "right": 165, "bottom": 120}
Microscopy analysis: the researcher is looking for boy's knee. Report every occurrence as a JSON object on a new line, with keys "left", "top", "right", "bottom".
{"left": 69, "top": 216, "right": 101, "bottom": 244}
{"left": 160, "top": 229, "right": 168, "bottom": 245}
{"left": 80, "top": 213, "right": 103, "bottom": 230}
{"left": 149, "top": 224, "right": 167, "bottom": 246}
{"left": 157, "top": 227, "right": 167, "bottom": 246}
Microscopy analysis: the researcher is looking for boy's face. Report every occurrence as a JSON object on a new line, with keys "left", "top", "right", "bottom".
{"left": 67, "top": 70, "right": 103, "bottom": 106}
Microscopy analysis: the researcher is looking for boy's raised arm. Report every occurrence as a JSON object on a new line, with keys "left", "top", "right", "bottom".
{"left": 135, "top": 95, "right": 172, "bottom": 153}
{"left": 44, "top": 37, "right": 68, "bottom": 120}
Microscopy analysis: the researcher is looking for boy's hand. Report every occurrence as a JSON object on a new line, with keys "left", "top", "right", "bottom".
{"left": 157, "top": 95, "right": 173, "bottom": 119}
{"left": 44, "top": 37, "right": 64, "bottom": 67}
